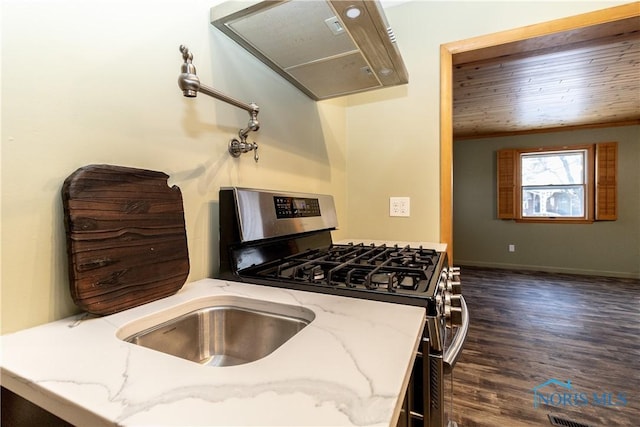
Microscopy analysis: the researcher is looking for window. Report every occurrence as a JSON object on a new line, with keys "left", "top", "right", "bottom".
{"left": 497, "top": 142, "right": 617, "bottom": 223}
{"left": 521, "top": 149, "right": 587, "bottom": 218}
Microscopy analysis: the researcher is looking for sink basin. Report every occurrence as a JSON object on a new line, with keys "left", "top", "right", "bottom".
{"left": 119, "top": 297, "right": 314, "bottom": 366}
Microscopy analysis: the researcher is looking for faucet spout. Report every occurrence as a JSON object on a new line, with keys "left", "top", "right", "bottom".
{"left": 178, "top": 45, "right": 200, "bottom": 97}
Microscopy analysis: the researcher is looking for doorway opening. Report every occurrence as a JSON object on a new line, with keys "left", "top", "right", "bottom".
{"left": 439, "top": 3, "right": 640, "bottom": 264}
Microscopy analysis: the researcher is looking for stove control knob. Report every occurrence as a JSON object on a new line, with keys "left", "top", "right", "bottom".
{"left": 450, "top": 294, "right": 462, "bottom": 308}
{"left": 449, "top": 280, "right": 462, "bottom": 295}
{"left": 435, "top": 294, "right": 444, "bottom": 315}
{"left": 442, "top": 269, "right": 449, "bottom": 278}
{"left": 448, "top": 306, "right": 463, "bottom": 326}
{"left": 439, "top": 280, "right": 448, "bottom": 293}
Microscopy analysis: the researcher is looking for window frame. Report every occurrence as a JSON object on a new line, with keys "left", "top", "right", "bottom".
{"left": 497, "top": 142, "right": 617, "bottom": 224}
{"left": 516, "top": 145, "right": 594, "bottom": 223}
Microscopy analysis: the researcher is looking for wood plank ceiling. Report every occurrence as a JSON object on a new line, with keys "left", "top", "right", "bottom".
{"left": 453, "top": 16, "right": 640, "bottom": 139}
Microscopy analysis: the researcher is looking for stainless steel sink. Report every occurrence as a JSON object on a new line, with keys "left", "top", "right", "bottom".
{"left": 121, "top": 298, "right": 314, "bottom": 366}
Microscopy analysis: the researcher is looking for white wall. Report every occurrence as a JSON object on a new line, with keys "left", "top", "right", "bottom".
{"left": 1, "top": 0, "right": 348, "bottom": 333}
{"left": 344, "top": 1, "right": 630, "bottom": 242}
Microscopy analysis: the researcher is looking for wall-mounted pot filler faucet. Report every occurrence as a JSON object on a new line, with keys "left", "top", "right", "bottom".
{"left": 178, "top": 45, "right": 260, "bottom": 162}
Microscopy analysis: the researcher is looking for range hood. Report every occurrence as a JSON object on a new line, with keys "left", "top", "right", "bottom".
{"left": 210, "top": 0, "right": 409, "bottom": 100}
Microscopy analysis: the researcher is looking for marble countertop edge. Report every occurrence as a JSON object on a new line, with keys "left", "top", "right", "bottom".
{"left": 1, "top": 278, "right": 426, "bottom": 427}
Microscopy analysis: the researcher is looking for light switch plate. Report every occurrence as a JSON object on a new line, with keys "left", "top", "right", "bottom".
{"left": 390, "top": 197, "right": 410, "bottom": 217}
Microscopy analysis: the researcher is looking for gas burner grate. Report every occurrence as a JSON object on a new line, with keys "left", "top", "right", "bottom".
{"left": 548, "top": 414, "right": 593, "bottom": 427}
{"left": 245, "top": 242, "right": 441, "bottom": 296}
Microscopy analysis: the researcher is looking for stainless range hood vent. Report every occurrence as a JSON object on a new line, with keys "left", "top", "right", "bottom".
{"left": 211, "top": 0, "right": 408, "bottom": 100}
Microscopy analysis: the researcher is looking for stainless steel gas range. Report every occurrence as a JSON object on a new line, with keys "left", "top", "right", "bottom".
{"left": 219, "top": 187, "right": 468, "bottom": 427}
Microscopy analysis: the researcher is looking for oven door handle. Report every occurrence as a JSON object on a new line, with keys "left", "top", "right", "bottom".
{"left": 443, "top": 295, "right": 469, "bottom": 373}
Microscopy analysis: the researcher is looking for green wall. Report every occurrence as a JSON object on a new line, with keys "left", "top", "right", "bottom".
{"left": 453, "top": 125, "right": 640, "bottom": 278}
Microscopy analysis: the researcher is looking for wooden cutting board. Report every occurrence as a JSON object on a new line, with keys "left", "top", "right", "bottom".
{"left": 62, "top": 164, "right": 190, "bottom": 315}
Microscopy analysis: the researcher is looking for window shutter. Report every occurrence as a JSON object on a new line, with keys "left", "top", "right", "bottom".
{"left": 595, "top": 142, "right": 617, "bottom": 220}
{"left": 497, "top": 149, "right": 516, "bottom": 219}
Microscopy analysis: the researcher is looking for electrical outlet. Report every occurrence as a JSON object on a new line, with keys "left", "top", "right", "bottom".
{"left": 508, "top": 244, "right": 516, "bottom": 252}
{"left": 390, "top": 197, "right": 410, "bottom": 217}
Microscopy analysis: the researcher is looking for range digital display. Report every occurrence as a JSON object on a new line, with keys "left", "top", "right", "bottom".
{"left": 274, "top": 196, "right": 321, "bottom": 218}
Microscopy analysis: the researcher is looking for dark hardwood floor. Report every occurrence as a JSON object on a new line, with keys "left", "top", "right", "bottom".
{"left": 450, "top": 267, "right": 640, "bottom": 427}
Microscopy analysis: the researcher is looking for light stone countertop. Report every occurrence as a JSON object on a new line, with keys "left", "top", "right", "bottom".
{"left": 1, "top": 278, "right": 425, "bottom": 426}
